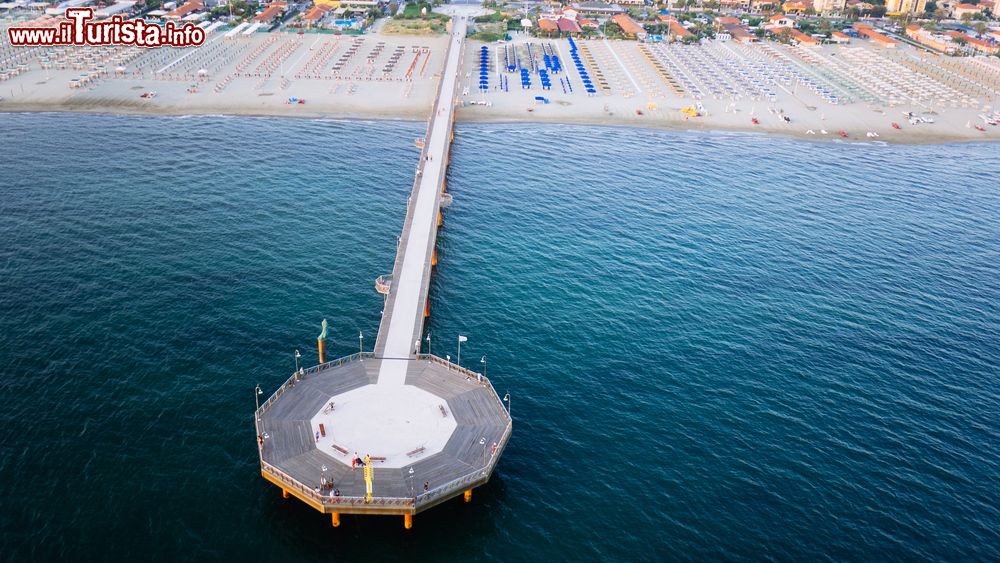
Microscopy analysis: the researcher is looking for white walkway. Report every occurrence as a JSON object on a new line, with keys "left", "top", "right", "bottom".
{"left": 376, "top": 16, "right": 467, "bottom": 386}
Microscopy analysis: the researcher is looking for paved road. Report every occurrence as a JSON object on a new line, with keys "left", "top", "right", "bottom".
{"left": 376, "top": 16, "right": 467, "bottom": 386}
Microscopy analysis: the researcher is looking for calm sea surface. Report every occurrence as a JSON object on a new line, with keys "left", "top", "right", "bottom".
{"left": 1, "top": 113, "right": 998, "bottom": 561}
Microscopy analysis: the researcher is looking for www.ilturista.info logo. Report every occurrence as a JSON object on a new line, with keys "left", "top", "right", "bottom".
{"left": 7, "top": 8, "right": 206, "bottom": 47}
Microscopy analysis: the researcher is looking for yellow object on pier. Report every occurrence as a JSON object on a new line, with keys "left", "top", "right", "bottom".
{"left": 364, "top": 455, "right": 373, "bottom": 503}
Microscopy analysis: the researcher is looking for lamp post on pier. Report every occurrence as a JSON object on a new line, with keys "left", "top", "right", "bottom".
{"left": 408, "top": 466, "right": 415, "bottom": 499}
{"left": 359, "top": 331, "right": 364, "bottom": 359}
{"left": 255, "top": 384, "right": 263, "bottom": 421}
{"left": 294, "top": 349, "right": 301, "bottom": 373}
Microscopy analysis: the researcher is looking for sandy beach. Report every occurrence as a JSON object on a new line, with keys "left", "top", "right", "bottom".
{"left": 1, "top": 18, "right": 998, "bottom": 143}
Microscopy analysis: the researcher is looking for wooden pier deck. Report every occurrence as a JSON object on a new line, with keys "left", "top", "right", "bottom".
{"left": 255, "top": 14, "right": 512, "bottom": 528}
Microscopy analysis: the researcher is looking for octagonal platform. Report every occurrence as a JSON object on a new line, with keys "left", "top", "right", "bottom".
{"left": 256, "top": 353, "right": 511, "bottom": 516}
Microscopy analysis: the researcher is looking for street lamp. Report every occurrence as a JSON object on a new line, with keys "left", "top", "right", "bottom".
{"left": 359, "top": 331, "right": 364, "bottom": 359}
{"left": 426, "top": 333, "right": 431, "bottom": 356}
{"left": 294, "top": 349, "right": 301, "bottom": 373}
{"left": 480, "top": 355, "right": 487, "bottom": 379}
{"left": 503, "top": 392, "right": 510, "bottom": 417}
{"left": 255, "top": 384, "right": 263, "bottom": 422}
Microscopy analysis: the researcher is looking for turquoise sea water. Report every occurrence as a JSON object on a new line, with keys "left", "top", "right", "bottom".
{"left": 1, "top": 113, "right": 998, "bottom": 560}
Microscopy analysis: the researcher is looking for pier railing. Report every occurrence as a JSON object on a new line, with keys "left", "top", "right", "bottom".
{"left": 416, "top": 353, "right": 510, "bottom": 417}
{"left": 255, "top": 351, "right": 513, "bottom": 513}
{"left": 259, "top": 416, "right": 512, "bottom": 513}
{"left": 374, "top": 20, "right": 463, "bottom": 355}
{"left": 261, "top": 459, "right": 416, "bottom": 509}
{"left": 412, "top": 417, "right": 512, "bottom": 510}
{"left": 256, "top": 352, "right": 509, "bottom": 424}
{"left": 255, "top": 351, "right": 375, "bottom": 421}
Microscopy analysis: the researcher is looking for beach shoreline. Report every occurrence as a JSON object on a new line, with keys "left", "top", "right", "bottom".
{"left": 2, "top": 102, "right": 995, "bottom": 145}
{"left": 1, "top": 29, "right": 996, "bottom": 145}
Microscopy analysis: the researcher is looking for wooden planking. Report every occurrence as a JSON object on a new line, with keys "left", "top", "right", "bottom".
{"left": 447, "top": 387, "right": 508, "bottom": 428}
{"left": 265, "top": 362, "right": 372, "bottom": 423}
{"left": 405, "top": 361, "right": 482, "bottom": 399}
{"left": 261, "top": 420, "right": 313, "bottom": 465}
{"left": 260, "top": 358, "right": 510, "bottom": 505}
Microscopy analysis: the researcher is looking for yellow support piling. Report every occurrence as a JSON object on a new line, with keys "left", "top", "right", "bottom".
{"left": 437, "top": 210, "right": 443, "bottom": 227}
{"left": 331, "top": 513, "right": 341, "bottom": 527}
{"left": 404, "top": 514, "right": 413, "bottom": 529}
{"left": 282, "top": 489, "right": 289, "bottom": 499}
{"left": 464, "top": 489, "right": 472, "bottom": 503}
{"left": 432, "top": 248, "right": 438, "bottom": 267}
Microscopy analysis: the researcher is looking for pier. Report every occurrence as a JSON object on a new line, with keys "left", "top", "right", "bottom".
{"left": 254, "top": 15, "right": 512, "bottom": 529}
